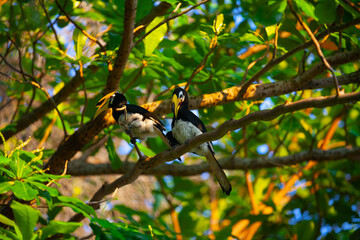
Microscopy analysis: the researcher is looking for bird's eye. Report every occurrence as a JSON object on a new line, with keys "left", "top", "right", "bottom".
{"left": 179, "top": 91, "right": 184, "bottom": 100}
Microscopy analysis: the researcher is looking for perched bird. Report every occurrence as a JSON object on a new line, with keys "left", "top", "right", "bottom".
{"left": 94, "top": 92, "right": 171, "bottom": 157}
{"left": 170, "top": 88, "right": 232, "bottom": 195}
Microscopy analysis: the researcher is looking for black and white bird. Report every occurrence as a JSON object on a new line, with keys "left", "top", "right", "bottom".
{"left": 169, "top": 88, "right": 232, "bottom": 195}
{"left": 94, "top": 92, "right": 171, "bottom": 157}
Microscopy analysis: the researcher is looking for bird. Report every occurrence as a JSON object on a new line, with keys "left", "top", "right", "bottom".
{"left": 169, "top": 87, "right": 232, "bottom": 195}
{"left": 94, "top": 91, "right": 171, "bottom": 158}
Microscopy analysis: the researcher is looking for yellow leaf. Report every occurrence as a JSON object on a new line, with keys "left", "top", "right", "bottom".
{"left": 213, "top": 13, "right": 224, "bottom": 35}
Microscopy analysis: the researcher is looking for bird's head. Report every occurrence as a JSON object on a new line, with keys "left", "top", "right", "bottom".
{"left": 94, "top": 92, "right": 127, "bottom": 119}
{"left": 171, "top": 88, "right": 189, "bottom": 118}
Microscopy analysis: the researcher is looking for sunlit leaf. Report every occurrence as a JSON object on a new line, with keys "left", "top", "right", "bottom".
{"left": 11, "top": 201, "right": 40, "bottom": 240}
{"left": 294, "top": 0, "right": 318, "bottom": 20}
{"left": 213, "top": 13, "right": 224, "bottom": 35}
{"left": 144, "top": 16, "right": 167, "bottom": 56}
{"left": 40, "top": 221, "right": 82, "bottom": 240}
{"left": 73, "top": 28, "right": 87, "bottom": 59}
{"left": 11, "top": 181, "right": 38, "bottom": 201}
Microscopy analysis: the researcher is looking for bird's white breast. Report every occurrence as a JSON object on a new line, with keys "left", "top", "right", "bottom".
{"left": 172, "top": 119, "right": 209, "bottom": 155}
{"left": 118, "top": 113, "right": 158, "bottom": 140}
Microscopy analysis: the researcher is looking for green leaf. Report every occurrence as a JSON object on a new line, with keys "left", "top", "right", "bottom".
{"left": 18, "top": 150, "right": 36, "bottom": 163}
{"left": 0, "top": 155, "right": 10, "bottom": 164}
{"left": 294, "top": 0, "right": 318, "bottom": 20}
{"left": 73, "top": 28, "right": 87, "bottom": 59}
{"left": 55, "top": 196, "right": 97, "bottom": 218}
{"left": 11, "top": 181, "right": 38, "bottom": 201}
{"left": 9, "top": 154, "right": 29, "bottom": 179}
{"left": 137, "top": 143, "right": 156, "bottom": 156}
{"left": 11, "top": 201, "right": 40, "bottom": 240}
{"left": 0, "top": 213, "right": 23, "bottom": 239}
{"left": 315, "top": 0, "right": 337, "bottom": 23}
{"left": 105, "top": 137, "right": 122, "bottom": 169}
{"left": 297, "top": 220, "right": 315, "bottom": 240}
{"left": 239, "top": 33, "right": 264, "bottom": 44}
{"left": 336, "top": 0, "right": 360, "bottom": 17}
{"left": 0, "top": 167, "right": 16, "bottom": 179}
{"left": 40, "top": 221, "right": 82, "bottom": 240}
{"left": 144, "top": 16, "right": 167, "bottom": 56}
{"left": 28, "top": 181, "right": 59, "bottom": 197}
{"left": 0, "top": 181, "right": 14, "bottom": 194}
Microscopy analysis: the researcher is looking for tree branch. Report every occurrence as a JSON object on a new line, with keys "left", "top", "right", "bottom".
{"left": 141, "top": 49, "right": 360, "bottom": 115}
{"left": 134, "top": 2, "right": 172, "bottom": 38}
{"left": 141, "top": 91, "right": 360, "bottom": 170}
{"left": 44, "top": 68, "right": 360, "bottom": 174}
{"left": 2, "top": 70, "right": 90, "bottom": 140}
{"left": 288, "top": 0, "right": 340, "bottom": 95}
{"left": 105, "top": 0, "right": 137, "bottom": 94}
{"left": 134, "top": 0, "right": 210, "bottom": 47}
{"left": 66, "top": 119, "right": 360, "bottom": 176}
{"left": 66, "top": 91, "right": 360, "bottom": 223}
{"left": 237, "top": 18, "right": 360, "bottom": 98}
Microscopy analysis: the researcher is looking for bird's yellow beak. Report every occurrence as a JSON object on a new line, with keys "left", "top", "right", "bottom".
{"left": 171, "top": 94, "right": 180, "bottom": 118}
{"left": 94, "top": 91, "right": 115, "bottom": 119}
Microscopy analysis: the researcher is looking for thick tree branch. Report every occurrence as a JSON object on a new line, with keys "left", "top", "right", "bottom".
{"left": 44, "top": 111, "right": 114, "bottom": 174}
{"left": 141, "top": 49, "right": 360, "bottom": 115}
{"left": 66, "top": 91, "right": 360, "bottom": 223}
{"left": 44, "top": 69, "right": 360, "bottom": 174}
{"left": 105, "top": 0, "right": 137, "bottom": 94}
{"left": 68, "top": 147, "right": 360, "bottom": 176}
{"left": 141, "top": 91, "right": 360, "bottom": 169}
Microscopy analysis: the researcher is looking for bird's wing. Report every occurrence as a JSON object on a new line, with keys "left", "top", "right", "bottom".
{"left": 204, "top": 151, "right": 232, "bottom": 195}
{"left": 125, "top": 104, "right": 166, "bottom": 131}
{"left": 125, "top": 104, "right": 173, "bottom": 148}
{"left": 181, "top": 109, "right": 207, "bottom": 133}
{"left": 180, "top": 110, "right": 215, "bottom": 153}
{"left": 166, "top": 131, "right": 180, "bottom": 148}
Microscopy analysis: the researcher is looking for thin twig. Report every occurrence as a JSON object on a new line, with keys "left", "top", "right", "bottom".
{"left": 241, "top": 45, "right": 270, "bottom": 84}
{"left": 288, "top": 0, "right": 340, "bottom": 96}
{"left": 338, "top": 6, "right": 344, "bottom": 52}
{"left": 40, "top": 0, "right": 63, "bottom": 50}
{"left": 134, "top": 0, "right": 210, "bottom": 46}
{"left": 54, "top": 0, "right": 105, "bottom": 53}
{"left": 272, "top": 22, "right": 280, "bottom": 60}
{"left": 122, "top": 61, "right": 146, "bottom": 94}
{"left": 236, "top": 17, "right": 360, "bottom": 98}
{"left": 4, "top": 36, "right": 68, "bottom": 137}
{"left": 79, "top": 60, "right": 87, "bottom": 127}
{"left": 185, "top": 44, "right": 217, "bottom": 91}
{"left": 157, "top": 177, "right": 183, "bottom": 240}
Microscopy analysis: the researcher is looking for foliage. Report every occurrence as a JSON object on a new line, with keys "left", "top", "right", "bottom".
{"left": 0, "top": 0, "right": 360, "bottom": 239}
{"left": 0, "top": 134, "right": 85, "bottom": 239}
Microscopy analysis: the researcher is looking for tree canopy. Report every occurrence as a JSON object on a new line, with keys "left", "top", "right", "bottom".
{"left": 1, "top": 0, "right": 360, "bottom": 239}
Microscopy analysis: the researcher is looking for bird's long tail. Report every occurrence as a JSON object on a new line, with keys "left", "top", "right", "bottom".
{"left": 205, "top": 152, "right": 232, "bottom": 195}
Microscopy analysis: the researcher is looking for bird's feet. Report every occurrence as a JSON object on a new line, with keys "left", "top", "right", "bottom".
{"left": 130, "top": 137, "right": 137, "bottom": 145}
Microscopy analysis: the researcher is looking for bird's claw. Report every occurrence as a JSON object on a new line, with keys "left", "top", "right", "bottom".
{"left": 130, "top": 138, "right": 136, "bottom": 145}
